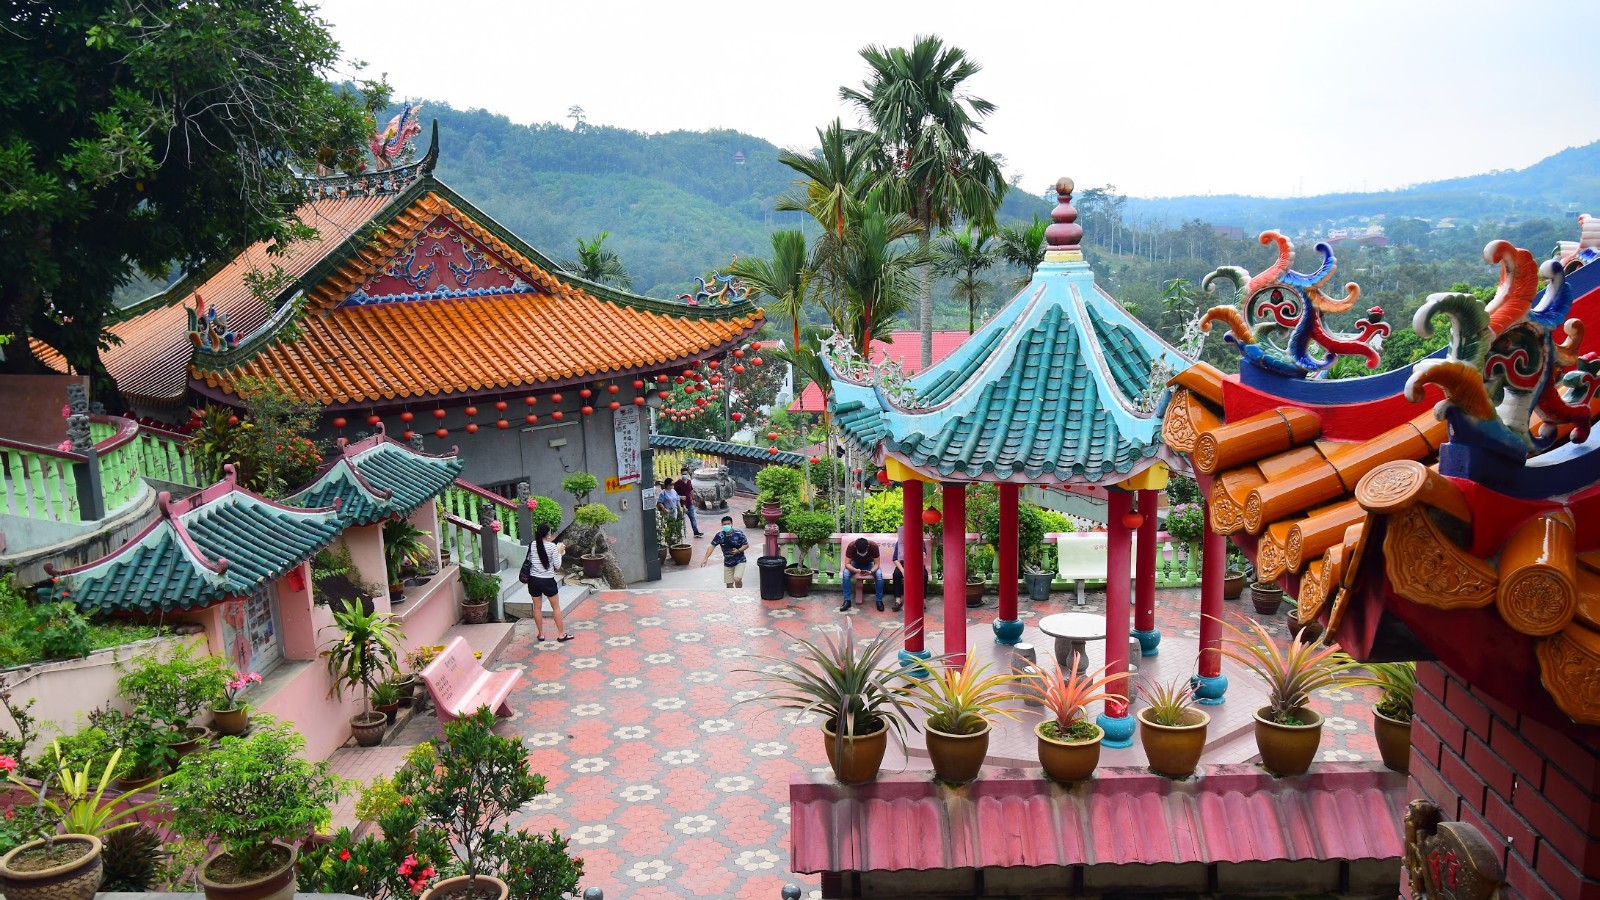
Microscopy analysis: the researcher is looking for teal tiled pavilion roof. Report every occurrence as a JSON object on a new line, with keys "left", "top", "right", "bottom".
{"left": 287, "top": 431, "right": 463, "bottom": 526}
{"left": 46, "top": 475, "right": 342, "bottom": 615}
{"left": 828, "top": 231, "right": 1188, "bottom": 485}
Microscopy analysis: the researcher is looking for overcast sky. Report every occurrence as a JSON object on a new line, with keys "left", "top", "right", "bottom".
{"left": 316, "top": 0, "right": 1594, "bottom": 199}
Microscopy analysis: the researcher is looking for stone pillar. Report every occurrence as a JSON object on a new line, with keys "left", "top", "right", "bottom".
{"left": 1193, "top": 480, "right": 1228, "bottom": 705}
{"left": 898, "top": 480, "right": 930, "bottom": 668}
{"left": 993, "top": 482, "right": 1022, "bottom": 645}
{"left": 516, "top": 481, "right": 534, "bottom": 544}
{"left": 1132, "top": 488, "right": 1161, "bottom": 656}
{"left": 1096, "top": 489, "right": 1134, "bottom": 748}
{"left": 941, "top": 483, "right": 967, "bottom": 669}
{"left": 478, "top": 500, "right": 502, "bottom": 623}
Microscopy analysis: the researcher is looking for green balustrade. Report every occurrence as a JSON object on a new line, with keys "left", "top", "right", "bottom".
{"left": 1, "top": 446, "right": 80, "bottom": 523}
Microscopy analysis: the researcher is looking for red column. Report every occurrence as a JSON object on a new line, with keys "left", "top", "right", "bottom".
{"left": 1194, "top": 474, "right": 1228, "bottom": 704}
{"left": 942, "top": 483, "right": 967, "bottom": 668}
{"left": 1133, "top": 488, "right": 1161, "bottom": 656}
{"left": 994, "top": 483, "right": 1021, "bottom": 644}
{"left": 902, "top": 480, "right": 926, "bottom": 656}
{"left": 1096, "top": 489, "right": 1134, "bottom": 746}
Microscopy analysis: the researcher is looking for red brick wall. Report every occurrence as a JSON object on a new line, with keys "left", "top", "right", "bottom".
{"left": 1409, "top": 662, "right": 1600, "bottom": 899}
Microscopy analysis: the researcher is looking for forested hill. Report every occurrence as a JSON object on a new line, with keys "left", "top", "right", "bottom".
{"left": 425, "top": 102, "right": 1046, "bottom": 299}
{"left": 1123, "top": 140, "right": 1600, "bottom": 231}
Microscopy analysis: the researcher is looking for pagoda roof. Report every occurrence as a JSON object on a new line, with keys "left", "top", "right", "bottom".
{"left": 827, "top": 181, "right": 1188, "bottom": 485}
{"left": 285, "top": 429, "right": 463, "bottom": 526}
{"left": 45, "top": 474, "right": 342, "bottom": 615}
{"left": 789, "top": 331, "right": 970, "bottom": 413}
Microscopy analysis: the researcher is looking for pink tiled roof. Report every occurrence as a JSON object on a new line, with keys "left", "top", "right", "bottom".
{"left": 789, "top": 331, "right": 970, "bottom": 413}
{"left": 790, "top": 764, "right": 1405, "bottom": 874}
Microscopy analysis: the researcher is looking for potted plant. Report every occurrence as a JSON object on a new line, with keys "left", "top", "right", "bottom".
{"left": 739, "top": 619, "right": 922, "bottom": 785}
{"left": 1025, "top": 663, "right": 1125, "bottom": 783}
{"left": 1136, "top": 677, "right": 1210, "bottom": 778}
{"left": 560, "top": 471, "right": 598, "bottom": 507}
{"left": 661, "top": 506, "right": 692, "bottom": 566}
{"left": 166, "top": 717, "right": 345, "bottom": 900}
{"left": 322, "top": 600, "right": 405, "bottom": 748}
{"left": 393, "top": 708, "right": 547, "bottom": 900}
{"left": 1215, "top": 614, "right": 1345, "bottom": 777}
{"left": 86, "top": 709, "right": 175, "bottom": 793}
{"left": 965, "top": 545, "right": 991, "bottom": 607}
{"left": 572, "top": 502, "right": 619, "bottom": 579}
{"left": 1023, "top": 538, "right": 1054, "bottom": 602}
{"left": 1285, "top": 599, "right": 1324, "bottom": 643}
{"left": 383, "top": 519, "right": 433, "bottom": 602}
{"left": 211, "top": 670, "right": 263, "bottom": 737}
{"left": 372, "top": 680, "right": 402, "bottom": 725}
{"left": 906, "top": 655, "right": 1031, "bottom": 785}
{"left": 741, "top": 508, "right": 763, "bottom": 529}
{"left": 1337, "top": 657, "right": 1416, "bottom": 773}
{"left": 784, "top": 509, "right": 834, "bottom": 598}
{"left": 1164, "top": 502, "right": 1204, "bottom": 559}
{"left": 116, "top": 642, "right": 229, "bottom": 756}
{"left": 402, "top": 645, "right": 443, "bottom": 710}
{"left": 456, "top": 567, "right": 498, "bottom": 625}
{"left": 1225, "top": 542, "right": 1250, "bottom": 600}
{"left": 1250, "top": 578, "right": 1284, "bottom": 616}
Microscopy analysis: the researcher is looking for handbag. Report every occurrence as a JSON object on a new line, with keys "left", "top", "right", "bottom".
{"left": 518, "top": 545, "right": 533, "bottom": 584}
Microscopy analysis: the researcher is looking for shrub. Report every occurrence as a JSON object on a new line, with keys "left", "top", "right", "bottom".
{"left": 482, "top": 827, "right": 584, "bottom": 900}
{"left": 572, "top": 503, "right": 619, "bottom": 557}
{"left": 1037, "top": 509, "right": 1074, "bottom": 535}
{"left": 755, "top": 465, "right": 803, "bottom": 503}
{"left": 35, "top": 602, "right": 91, "bottom": 660}
{"left": 166, "top": 716, "right": 346, "bottom": 878}
{"left": 117, "top": 641, "right": 230, "bottom": 727}
{"left": 458, "top": 567, "right": 500, "bottom": 605}
{"left": 560, "top": 472, "right": 598, "bottom": 505}
{"left": 976, "top": 501, "right": 1047, "bottom": 576}
{"left": 860, "top": 488, "right": 904, "bottom": 534}
{"left": 528, "top": 494, "right": 562, "bottom": 533}
{"left": 786, "top": 509, "right": 835, "bottom": 574}
{"left": 1164, "top": 502, "right": 1205, "bottom": 544}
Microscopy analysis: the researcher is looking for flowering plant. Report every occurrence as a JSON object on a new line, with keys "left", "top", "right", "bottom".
{"left": 405, "top": 646, "right": 443, "bottom": 673}
{"left": 1163, "top": 503, "right": 1205, "bottom": 545}
{"left": 217, "top": 671, "right": 263, "bottom": 712}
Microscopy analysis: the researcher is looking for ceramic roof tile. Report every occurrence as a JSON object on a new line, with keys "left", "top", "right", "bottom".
{"left": 789, "top": 332, "right": 974, "bottom": 413}
{"left": 648, "top": 434, "right": 806, "bottom": 467}
{"left": 287, "top": 433, "right": 463, "bottom": 526}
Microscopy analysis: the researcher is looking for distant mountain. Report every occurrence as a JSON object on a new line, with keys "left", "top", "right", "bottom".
{"left": 1122, "top": 140, "right": 1600, "bottom": 230}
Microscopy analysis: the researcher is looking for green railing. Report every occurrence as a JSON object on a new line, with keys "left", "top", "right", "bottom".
{"left": 134, "top": 424, "right": 201, "bottom": 488}
{"left": 439, "top": 512, "right": 484, "bottom": 571}
{"left": 439, "top": 480, "right": 521, "bottom": 543}
{"left": 0, "top": 442, "right": 82, "bottom": 523}
{"left": 94, "top": 425, "right": 143, "bottom": 512}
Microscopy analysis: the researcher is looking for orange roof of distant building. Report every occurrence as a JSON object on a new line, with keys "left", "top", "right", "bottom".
{"left": 789, "top": 331, "right": 970, "bottom": 413}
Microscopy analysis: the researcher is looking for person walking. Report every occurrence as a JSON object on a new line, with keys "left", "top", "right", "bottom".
{"left": 656, "top": 477, "right": 680, "bottom": 522}
{"left": 841, "top": 536, "right": 885, "bottom": 612}
{"left": 699, "top": 514, "right": 749, "bottom": 588}
{"left": 525, "top": 523, "right": 572, "bottom": 642}
{"left": 673, "top": 469, "right": 703, "bottom": 537}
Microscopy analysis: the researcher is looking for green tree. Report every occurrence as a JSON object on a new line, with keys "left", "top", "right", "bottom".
{"left": 933, "top": 226, "right": 997, "bottom": 333}
{"left": 841, "top": 34, "right": 1009, "bottom": 368}
{"left": 0, "top": 1, "right": 388, "bottom": 409}
{"left": 559, "top": 231, "right": 633, "bottom": 288}
{"left": 730, "top": 230, "right": 812, "bottom": 370}
{"left": 997, "top": 215, "right": 1049, "bottom": 289}
{"left": 834, "top": 199, "right": 932, "bottom": 356}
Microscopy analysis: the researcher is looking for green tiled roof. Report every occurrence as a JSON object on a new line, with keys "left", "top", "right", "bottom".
{"left": 650, "top": 434, "right": 806, "bottom": 467}
{"left": 288, "top": 436, "right": 463, "bottom": 526}
{"left": 827, "top": 255, "right": 1189, "bottom": 484}
{"left": 52, "top": 487, "right": 342, "bottom": 615}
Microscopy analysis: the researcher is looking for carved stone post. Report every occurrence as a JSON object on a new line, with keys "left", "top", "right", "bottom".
{"left": 478, "top": 500, "right": 501, "bottom": 623}
{"left": 66, "top": 384, "right": 104, "bottom": 520}
{"left": 515, "top": 481, "right": 533, "bottom": 544}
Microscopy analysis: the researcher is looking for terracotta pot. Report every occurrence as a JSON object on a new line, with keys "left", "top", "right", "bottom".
{"left": 460, "top": 600, "right": 489, "bottom": 625}
{"left": 1286, "top": 611, "right": 1324, "bottom": 643}
{"left": 112, "top": 770, "right": 167, "bottom": 794}
{"left": 197, "top": 842, "right": 298, "bottom": 900}
{"left": 0, "top": 834, "right": 102, "bottom": 900}
{"left": 822, "top": 717, "right": 888, "bottom": 785}
{"left": 376, "top": 702, "right": 401, "bottom": 725}
{"left": 742, "top": 511, "right": 763, "bottom": 529}
{"left": 925, "top": 720, "right": 990, "bottom": 785}
{"left": 1250, "top": 583, "right": 1284, "bottom": 616}
{"left": 581, "top": 554, "right": 606, "bottom": 578}
{"left": 1137, "top": 706, "right": 1210, "bottom": 778}
{"left": 1036, "top": 721, "right": 1102, "bottom": 783}
{"left": 420, "top": 874, "right": 509, "bottom": 900}
{"left": 172, "top": 725, "right": 213, "bottom": 758}
{"left": 395, "top": 675, "right": 418, "bottom": 708}
{"left": 1253, "top": 706, "right": 1324, "bottom": 776}
{"left": 669, "top": 543, "right": 693, "bottom": 566}
{"left": 1224, "top": 572, "right": 1247, "bottom": 600}
{"left": 785, "top": 568, "right": 814, "bottom": 598}
{"left": 351, "top": 711, "right": 387, "bottom": 747}
{"left": 965, "top": 578, "right": 985, "bottom": 607}
{"left": 211, "top": 705, "right": 250, "bottom": 736}
{"left": 1373, "top": 708, "right": 1412, "bottom": 773}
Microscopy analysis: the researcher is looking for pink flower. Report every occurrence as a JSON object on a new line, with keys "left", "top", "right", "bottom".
{"left": 0, "top": 756, "right": 16, "bottom": 774}
{"left": 527, "top": 498, "right": 538, "bottom": 510}
{"left": 61, "top": 405, "right": 70, "bottom": 418}
{"left": 249, "top": 672, "right": 262, "bottom": 683}
{"left": 57, "top": 440, "right": 72, "bottom": 452}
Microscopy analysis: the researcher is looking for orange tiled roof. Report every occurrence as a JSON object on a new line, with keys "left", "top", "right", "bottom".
{"left": 194, "top": 190, "right": 762, "bottom": 405}
{"left": 32, "top": 195, "right": 394, "bottom": 404}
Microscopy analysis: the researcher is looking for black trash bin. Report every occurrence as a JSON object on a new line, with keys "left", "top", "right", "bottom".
{"left": 757, "top": 555, "right": 787, "bottom": 601}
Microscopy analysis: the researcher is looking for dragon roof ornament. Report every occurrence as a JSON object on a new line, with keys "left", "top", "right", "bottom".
{"left": 820, "top": 330, "right": 926, "bottom": 410}
{"left": 677, "top": 272, "right": 752, "bottom": 307}
{"left": 1198, "top": 231, "right": 1390, "bottom": 377}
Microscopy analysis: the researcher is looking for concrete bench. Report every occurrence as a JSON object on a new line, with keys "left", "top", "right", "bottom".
{"left": 836, "top": 533, "right": 897, "bottom": 584}
{"left": 418, "top": 636, "right": 520, "bottom": 725}
{"left": 1054, "top": 532, "right": 1137, "bottom": 606}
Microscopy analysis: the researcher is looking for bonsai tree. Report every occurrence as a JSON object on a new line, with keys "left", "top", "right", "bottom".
{"left": 572, "top": 502, "right": 619, "bottom": 559}
{"left": 560, "top": 472, "right": 598, "bottom": 506}
{"left": 785, "top": 509, "right": 835, "bottom": 575}
{"left": 383, "top": 520, "right": 433, "bottom": 589}
{"left": 116, "top": 642, "right": 230, "bottom": 731}
{"left": 166, "top": 716, "right": 345, "bottom": 882}
{"left": 321, "top": 602, "right": 405, "bottom": 724}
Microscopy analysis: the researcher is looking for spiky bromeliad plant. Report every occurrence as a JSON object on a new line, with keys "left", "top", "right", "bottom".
{"left": 906, "top": 654, "right": 1033, "bottom": 736}
{"left": 738, "top": 618, "right": 924, "bottom": 757}
{"left": 1212, "top": 614, "right": 1345, "bottom": 726}
{"left": 7, "top": 743, "right": 170, "bottom": 838}
{"left": 1335, "top": 655, "right": 1416, "bottom": 723}
{"left": 1139, "top": 676, "right": 1200, "bottom": 726}
{"left": 1026, "top": 663, "right": 1126, "bottom": 742}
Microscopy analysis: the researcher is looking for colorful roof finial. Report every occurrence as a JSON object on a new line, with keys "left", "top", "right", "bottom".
{"left": 1045, "top": 177, "right": 1083, "bottom": 256}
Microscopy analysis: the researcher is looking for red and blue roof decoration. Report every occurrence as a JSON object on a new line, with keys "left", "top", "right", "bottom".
{"left": 287, "top": 429, "right": 463, "bottom": 526}
{"left": 826, "top": 178, "right": 1189, "bottom": 484}
{"left": 43, "top": 470, "right": 343, "bottom": 615}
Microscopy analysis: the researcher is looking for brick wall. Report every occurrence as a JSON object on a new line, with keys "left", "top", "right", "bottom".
{"left": 1409, "top": 662, "right": 1600, "bottom": 899}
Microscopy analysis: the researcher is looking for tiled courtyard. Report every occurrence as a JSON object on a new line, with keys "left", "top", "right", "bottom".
{"left": 344, "top": 582, "right": 1383, "bottom": 898}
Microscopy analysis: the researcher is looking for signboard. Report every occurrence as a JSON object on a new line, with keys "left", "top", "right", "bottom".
{"left": 604, "top": 475, "right": 633, "bottom": 494}
{"left": 614, "top": 406, "right": 642, "bottom": 488}
{"left": 642, "top": 486, "right": 659, "bottom": 510}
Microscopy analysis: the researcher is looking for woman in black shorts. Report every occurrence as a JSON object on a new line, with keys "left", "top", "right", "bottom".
{"left": 525, "top": 523, "right": 571, "bottom": 642}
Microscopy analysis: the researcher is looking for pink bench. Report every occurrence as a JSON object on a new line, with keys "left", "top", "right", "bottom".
{"left": 418, "top": 636, "right": 520, "bottom": 724}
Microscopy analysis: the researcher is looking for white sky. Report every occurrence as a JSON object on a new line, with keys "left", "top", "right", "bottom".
{"left": 316, "top": 0, "right": 1594, "bottom": 199}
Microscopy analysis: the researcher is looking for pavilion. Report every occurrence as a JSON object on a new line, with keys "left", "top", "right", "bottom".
{"left": 825, "top": 179, "right": 1190, "bottom": 746}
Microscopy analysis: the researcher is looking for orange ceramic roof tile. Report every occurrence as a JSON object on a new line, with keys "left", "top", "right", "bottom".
{"left": 32, "top": 195, "right": 394, "bottom": 404}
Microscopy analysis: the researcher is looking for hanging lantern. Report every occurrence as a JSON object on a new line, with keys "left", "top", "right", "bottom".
{"left": 607, "top": 384, "right": 619, "bottom": 394}
{"left": 495, "top": 400, "right": 508, "bottom": 411}
{"left": 433, "top": 409, "right": 446, "bottom": 420}
{"left": 658, "top": 390, "right": 670, "bottom": 400}
{"left": 1121, "top": 512, "right": 1145, "bottom": 530}
{"left": 400, "top": 411, "right": 414, "bottom": 422}
{"left": 581, "top": 405, "right": 593, "bottom": 416}
{"left": 434, "top": 428, "right": 448, "bottom": 438}
{"left": 466, "top": 423, "right": 479, "bottom": 434}
{"left": 695, "top": 397, "right": 707, "bottom": 407}
{"left": 684, "top": 384, "right": 696, "bottom": 394}
{"left": 551, "top": 392, "right": 563, "bottom": 403}
{"left": 751, "top": 357, "right": 763, "bottom": 366}
{"left": 734, "top": 348, "right": 745, "bottom": 358}
{"left": 633, "top": 397, "right": 646, "bottom": 406}
{"left": 465, "top": 406, "right": 478, "bottom": 417}
{"left": 708, "top": 360, "right": 719, "bottom": 370}
{"left": 580, "top": 388, "right": 592, "bottom": 399}
{"left": 733, "top": 364, "right": 745, "bottom": 374}
{"left": 552, "top": 410, "right": 564, "bottom": 421}
{"left": 332, "top": 416, "right": 347, "bottom": 429}
{"left": 767, "top": 432, "right": 778, "bottom": 441}
{"left": 608, "top": 400, "right": 620, "bottom": 411}
{"left": 768, "top": 446, "right": 778, "bottom": 455}
{"left": 750, "top": 342, "right": 762, "bottom": 351}
{"left": 853, "top": 468, "right": 863, "bottom": 476}
{"left": 674, "top": 375, "right": 685, "bottom": 384}
{"left": 810, "top": 456, "right": 821, "bottom": 465}
{"left": 731, "top": 412, "right": 743, "bottom": 422}
{"left": 366, "top": 414, "right": 380, "bottom": 426}
{"left": 526, "top": 414, "right": 538, "bottom": 424}
{"left": 632, "top": 379, "right": 644, "bottom": 390}
{"left": 497, "top": 419, "right": 509, "bottom": 429}
{"left": 876, "top": 469, "right": 890, "bottom": 485}
{"left": 525, "top": 396, "right": 537, "bottom": 406}
{"left": 402, "top": 430, "right": 415, "bottom": 441}
{"left": 923, "top": 508, "right": 942, "bottom": 526}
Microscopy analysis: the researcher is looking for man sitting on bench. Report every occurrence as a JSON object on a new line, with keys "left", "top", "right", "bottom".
{"left": 841, "top": 536, "right": 884, "bottom": 612}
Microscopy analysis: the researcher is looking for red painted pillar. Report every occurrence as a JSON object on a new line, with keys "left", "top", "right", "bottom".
{"left": 1194, "top": 475, "right": 1228, "bottom": 704}
{"left": 993, "top": 483, "right": 1022, "bottom": 644}
{"left": 1132, "top": 488, "right": 1161, "bottom": 656}
{"left": 941, "top": 483, "right": 967, "bottom": 668}
{"left": 1096, "top": 489, "right": 1135, "bottom": 747}
{"left": 901, "top": 480, "right": 927, "bottom": 659}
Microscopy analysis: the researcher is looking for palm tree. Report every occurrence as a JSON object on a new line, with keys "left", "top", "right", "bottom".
{"left": 841, "top": 34, "right": 1009, "bottom": 369}
{"left": 933, "top": 226, "right": 997, "bottom": 333}
{"left": 560, "top": 231, "right": 633, "bottom": 289}
{"left": 730, "top": 230, "right": 812, "bottom": 363}
{"left": 834, "top": 198, "right": 931, "bottom": 357}
{"left": 998, "top": 215, "right": 1049, "bottom": 289}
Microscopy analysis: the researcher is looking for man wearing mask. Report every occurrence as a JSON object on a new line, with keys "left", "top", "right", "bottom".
{"left": 841, "top": 536, "right": 884, "bottom": 612}
{"left": 699, "top": 514, "right": 749, "bottom": 588}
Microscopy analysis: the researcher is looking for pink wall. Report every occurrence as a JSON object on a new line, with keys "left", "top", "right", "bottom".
{"left": 394, "top": 564, "right": 462, "bottom": 659}
{"left": 343, "top": 523, "right": 386, "bottom": 594}
{"left": 278, "top": 562, "right": 317, "bottom": 660}
{"left": 409, "top": 499, "right": 441, "bottom": 569}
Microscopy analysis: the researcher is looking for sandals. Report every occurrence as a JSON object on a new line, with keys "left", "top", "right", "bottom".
{"left": 537, "top": 636, "right": 547, "bottom": 642}
{"left": 557, "top": 633, "right": 576, "bottom": 642}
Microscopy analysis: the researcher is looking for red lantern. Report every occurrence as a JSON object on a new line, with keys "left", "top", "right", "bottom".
{"left": 495, "top": 400, "right": 508, "bottom": 411}
{"left": 366, "top": 414, "right": 380, "bottom": 426}
{"left": 496, "top": 419, "right": 509, "bottom": 429}
{"left": 608, "top": 400, "right": 620, "bottom": 411}
{"left": 751, "top": 357, "right": 763, "bottom": 366}
{"left": 734, "top": 348, "right": 745, "bottom": 358}
{"left": 526, "top": 414, "right": 538, "bottom": 424}
{"left": 433, "top": 409, "right": 446, "bottom": 420}
{"left": 551, "top": 392, "right": 563, "bottom": 403}
{"left": 580, "top": 388, "right": 592, "bottom": 399}
{"left": 332, "top": 417, "right": 347, "bottom": 429}
{"left": 228, "top": 415, "right": 240, "bottom": 426}
{"left": 402, "top": 430, "right": 415, "bottom": 441}
{"left": 552, "top": 411, "right": 564, "bottom": 421}
{"left": 465, "top": 423, "right": 479, "bottom": 434}
{"left": 876, "top": 469, "right": 890, "bottom": 484}
{"left": 923, "top": 508, "right": 942, "bottom": 526}
{"left": 750, "top": 342, "right": 761, "bottom": 351}
{"left": 733, "top": 364, "right": 745, "bottom": 374}
{"left": 684, "top": 383, "right": 696, "bottom": 394}
{"left": 633, "top": 397, "right": 646, "bottom": 406}
{"left": 581, "top": 405, "right": 593, "bottom": 416}
{"left": 767, "top": 432, "right": 778, "bottom": 441}
{"left": 633, "top": 379, "right": 644, "bottom": 389}
{"left": 525, "top": 396, "right": 537, "bottom": 406}
{"left": 400, "top": 411, "right": 414, "bottom": 422}
{"left": 768, "top": 446, "right": 778, "bottom": 455}
{"left": 607, "top": 384, "right": 619, "bottom": 394}
{"left": 465, "top": 406, "right": 478, "bottom": 417}
{"left": 658, "top": 390, "right": 670, "bottom": 400}
{"left": 708, "top": 360, "right": 719, "bottom": 370}
{"left": 674, "top": 375, "right": 685, "bottom": 384}
{"left": 1121, "top": 512, "right": 1145, "bottom": 530}
{"left": 853, "top": 468, "right": 863, "bottom": 476}
{"left": 434, "top": 428, "right": 448, "bottom": 438}
{"left": 695, "top": 397, "right": 707, "bottom": 407}
{"left": 810, "top": 456, "right": 821, "bottom": 465}
{"left": 730, "top": 412, "right": 743, "bottom": 422}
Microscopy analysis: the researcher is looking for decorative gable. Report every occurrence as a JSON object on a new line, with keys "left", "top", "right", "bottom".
{"left": 342, "top": 215, "right": 539, "bottom": 306}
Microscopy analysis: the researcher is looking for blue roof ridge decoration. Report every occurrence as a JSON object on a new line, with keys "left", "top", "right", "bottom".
{"left": 286, "top": 425, "right": 465, "bottom": 526}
